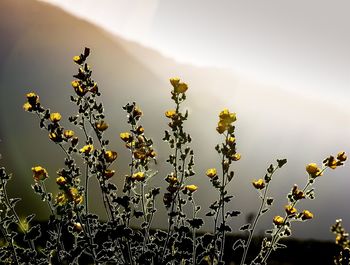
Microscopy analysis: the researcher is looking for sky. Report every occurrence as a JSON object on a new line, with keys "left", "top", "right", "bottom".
{"left": 39, "top": 0, "right": 350, "bottom": 111}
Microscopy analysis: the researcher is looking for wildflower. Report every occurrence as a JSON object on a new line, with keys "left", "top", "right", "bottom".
{"left": 301, "top": 210, "right": 314, "bottom": 220}
{"left": 73, "top": 222, "right": 83, "bottom": 233}
{"left": 104, "top": 169, "right": 115, "bottom": 179}
{"left": 95, "top": 120, "right": 108, "bottom": 131}
{"left": 166, "top": 175, "right": 178, "bottom": 185}
{"left": 68, "top": 187, "right": 83, "bottom": 204}
{"left": 79, "top": 144, "right": 94, "bottom": 154}
{"left": 165, "top": 110, "right": 177, "bottom": 119}
{"left": 136, "top": 126, "right": 145, "bottom": 134}
{"left": 306, "top": 163, "right": 322, "bottom": 177}
{"left": 120, "top": 132, "right": 133, "bottom": 142}
{"left": 324, "top": 156, "right": 338, "bottom": 169}
{"left": 132, "top": 172, "right": 145, "bottom": 181}
{"left": 232, "top": 153, "right": 241, "bottom": 161}
{"left": 71, "top": 80, "right": 80, "bottom": 88}
{"left": 23, "top": 102, "right": 33, "bottom": 112}
{"left": 206, "top": 168, "right": 217, "bottom": 178}
{"left": 219, "top": 108, "right": 237, "bottom": 124}
{"left": 26, "top": 92, "right": 39, "bottom": 105}
{"left": 170, "top": 77, "right": 180, "bottom": 87}
{"left": 285, "top": 205, "right": 297, "bottom": 215}
{"left": 56, "top": 176, "right": 67, "bottom": 186}
{"left": 56, "top": 193, "right": 67, "bottom": 206}
{"left": 227, "top": 137, "right": 236, "bottom": 145}
{"left": 32, "top": 166, "right": 48, "bottom": 181}
{"left": 175, "top": 82, "right": 188, "bottom": 93}
{"left": 184, "top": 184, "right": 198, "bottom": 193}
{"left": 133, "top": 106, "right": 143, "bottom": 117}
{"left": 273, "top": 216, "right": 284, "bottom": 226}
{"left": 337, "top": 151, "right": 347, "bottom": 162}
{"left": 252, "top": 179, "right": 265, "bottom": 190}
{"left": 292, "top": 185, "right": 305, "bottom": 200}
{"left": 64, "top": 130, "right": 74, "bottom": 139}
{"left": 50, "top": 112, "right": 62, "bottom": 123}
{"left": 49, "top": 132, "right": 60, "bottom": 142}
{"left": 104, "top": 150, "right": 118, "bottom": 163}
{"left": 133, "top": 149, "right": 147, "bottom": 160}
{"left": 73, "top": 55, "right": 83, "bottom": 64}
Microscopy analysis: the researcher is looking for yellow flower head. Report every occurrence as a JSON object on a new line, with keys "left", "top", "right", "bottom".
{"left": 79, "top": 144, "right": 94, "bottom": 154}
{"left": 133, "top": 106, "right": 143, "bottom": 117}
{"left": 337, "top": 151, "right": 347, "bottom": 162}
{"left": 219, "top": 108, "right": 237, "bottom": 124}
{"left": 50, "top": 112, "right": 62, "bottom": 123}
{"left": 206, "top": 168, "right": 217, "bottom": 178}
{"left": 95, "top": 120, "right": 109, "bottom": 131}
{"left": 49, "top": 132, "right": 60, "bottom": 142}
{"left": 120, "top": 132, "right": 133, "bottom": 142}
{"left": 55, "top": 193, "right": 67, "bottom": 206}
{"left": 301, "top": 210, "right": 314, "bottom": 220}
{"left": 71, "top": 80, "right": 80, "bottom": 88}
{"left": 273, "top": 216, "right": 284, "bottom": 226}
{"left": 64, "top": 130, "right": 75, "bottom": 139}
{"left": 232, "top": 153, "right": 241, "bottom": 161}
{"left": 132, "top": 172, "right": 145, "bottom": 181}
{"left": 285, "top": 205, "right": 297, "bottom": 215}
{"left": 166, "top": 175, "right": 178, "bottom": 185}
{"left": 32, "top": 166, "right": 48, "bottom": 181}
{"left": 73, "top": 55, "right": 82, "bottom": 64}
{"left": 26, "top": 92, "right": 39, "bottom": 105}
{"left": 306, "top": 163, "right": 322, "bottom": 177}
{"left": 252, "top": 179, "right": 265, "bottom": 190}
{"left": 227, "top": 137, "right": 236, "bottom": 145}
{"left": 68, "top": 187, "right": 83, "bottom": 204}
{"left": 56, "top": 176, "right": 67, "bottom": 186}
{"left": 104, "top": 169, "right": 115, "bottom": 179}
{"left": 175, "top": 82, "right": 188, "bottom": 94}
{"left": 23, "top": 102, "right": 33, "bottom": 112}
{"left": 170, "top": 77, "right": 180, "bottom": 88}
{"left": 165, "top": 110, "right": 177, "bottom": 119}
{"left": 184, "top": 184, "right": 198, "bottom": 193}
{"left": 104, "top": 150, "right": 118, "bottom": 163}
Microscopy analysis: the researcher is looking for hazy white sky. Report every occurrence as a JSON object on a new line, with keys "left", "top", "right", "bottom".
{"left": 39, "top": 0, "right": 350, "bottom": 108}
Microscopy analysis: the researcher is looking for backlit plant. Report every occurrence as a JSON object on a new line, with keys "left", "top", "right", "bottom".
{"left": 0, "top": 48, "right": 347, "bottom": 264}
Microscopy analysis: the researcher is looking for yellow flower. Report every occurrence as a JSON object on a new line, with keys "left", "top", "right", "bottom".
{"left": 50, "top": 112, "right": 62, "bottom": 123}
{"left": 301, "top": 210, "right": 314, "bottom": 220}
{"left": 206, "top": 168, "right": 217, "bottom": 178}
{"left": 170, "top": 77, "right": 180, "bottom": 87}
{"left": 64, "top": 130, "right": 75, "bottom": 139}
{"left": 165, "top": 110, "right": 177, "bottom": 119}
{"left": 252, "top": 179, "right": 265, "bottom": 190}
{"left": 73, "top": 222, "right": 83, "bottom": 233}
{"left": 120, "top": 132, "right": 133, "bottom": 142}
{"left": 55, "top": 193, "right": 67, "bottom": 206}
{"left": 184, "top": 184, "right": 198, "bottom": 193}
{"left": 273, "top": 216, "right": 284, "bottom": 226}
{"left": 32, "top": 166, "right": 48, "bottom": 181}
{"left": 285, "top": 205, "right": 297, "bottom": 215}
{"left": 23, "top": 102, "right": 33, "bottom": 112}
{"left": 73, "top": 55, "right": 82, "bottom": 64}
{"left": 95, "top": 120, "right": 108, "bottom": 131}
{"left": 104, "top": 150, "right": 118, "bottom": 163}
{"left": 136, "top": 126, "right": 145, "bottom": 134}
{"left": 68, "top": 187, "right": 83, "bottom": 204}
{"left": 227, "top": 137, "right": 236, "bottom": 145}
{"left": 104, "top": 169, "right": 115, "bottom": 179}
{"left": 306, "top": 163, "right": 322, "bottom": 177}
{"left": 133, "top": 106, "right": 143, "bottom": 117}
{"left": 232, "top": 153, "right": 241, "bottom": 161}
{"left": 219, "top": 108, "right": 237, "bottom": 124}
{"left": 175, "top": 82, "right": 188, "bottom": 93}
{"left": 337, "top": 151, "right": 347, "bottom": 162}
{"left": 132, "top": 172, "right": 145, "bottom": 181}
{"left": 26, "top": 92, "right": 39, "bottom": 105}
{"left": 166, "top": 175, "right": 178, "bottom": 185}
{"left": 49, "top": 132, "right": 59, "bottom": 142}
{"left": 71, "top": 80, "right": 80, "bottom": 88}
{"left": 79, "top": 144, "right": 94, "bottom": 154}
{"left": 216, "top": 122, "right": 227, "bottom": 134}
{"left": 56, "top": 176, "right": 67, "bottom": 186}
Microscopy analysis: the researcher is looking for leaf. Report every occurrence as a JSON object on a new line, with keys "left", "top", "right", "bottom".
{"left": 187, "top": 218, "right": 204, "bottom": 229}
{"left": 232, "top": 239, "right": 245, "bottom": 250}
{"left": 24, "top": 224, "right": 41, "bottom": 241}
{"left": 239, "top": 224, "right": 250, "bottom": 231}
{"left": 26, "top": 214, "right": 35, "bottom": 224}
{"left": 226, "top": 210, "right": 241, "bottom": 218}
{"left": 277, "top": 158, "right": 287, "bottom": 168}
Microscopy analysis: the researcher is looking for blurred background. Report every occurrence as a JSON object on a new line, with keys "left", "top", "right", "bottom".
{"left": 0, "top": 0, "right": 349, "bottom": 242}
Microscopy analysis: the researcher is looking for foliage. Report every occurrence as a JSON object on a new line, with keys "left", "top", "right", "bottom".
{"left": 0, "top": 47, "right": 348, "bottom": 264}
